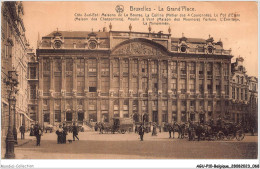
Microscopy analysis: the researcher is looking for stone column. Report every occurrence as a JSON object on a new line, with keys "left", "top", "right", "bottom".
{"left": 195, "top": 100, "right": 199, "bottom": 122}
{"left": 109, "top": 99, "right": 114, "bottom": 123}
{"left": 49, "top": 58, "right": 54, "bottom": 125}
{"left": 72, "top": 57, "right": 77, "bottom": 121}
{"left": 138, "top": 59, "right": 142, "bottom": 119}
{"left": 97, "top": 58, "right": 101, "bottom": 122}
{"left": 204, "top": 61, "right": 208, "bottom": 97}
{"left": 167, "top": 60, "right": 172, "bottom": 123}
{"left": 195, "top": 61, "right": 199, "bottom": 94}
{"left": 38, "top": 57, "right": 43, "bottom": 127}
{"left": 177, "top": 61, "right": 181, "bottom": 123}
{"left": 61, "top": 57, "right": 66, "bottom": 121}
{"left": 212, "top": 63, "right": 215, "bottom": 96}
{"left": 84, "top": 58, "right": 89, "bottom": 122}
{"left": 158, "top": 60, "right": 162, "bottom": 125}
{"left": 109, "top": 58, "right": 114, "bottom": 123}
{"left": 186, "top": 62, "right": 190, "bottom": 94}
{"left": 147, "top": 59, "right": 152, "bottom": 122}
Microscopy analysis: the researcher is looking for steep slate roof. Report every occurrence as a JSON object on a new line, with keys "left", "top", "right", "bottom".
{"left": 44, "top": 31, "right": 109, "bottom": 38}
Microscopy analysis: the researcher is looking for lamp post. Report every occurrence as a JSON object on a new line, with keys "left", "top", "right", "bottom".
{"left": 13, "top": 97, "right": 17, "bottom": 144}
{"left": 5, "top": 70, "right": 18, "bottom": 159}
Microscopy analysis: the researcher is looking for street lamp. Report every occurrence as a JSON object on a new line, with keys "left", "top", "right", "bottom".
{"left": 5, "top": 70, "right": 18, "bottom": 159}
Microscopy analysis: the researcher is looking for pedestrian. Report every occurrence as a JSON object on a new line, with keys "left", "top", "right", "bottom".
{"left": 152, "top": 123, "right": 157, "bottom": 136}
{"left": 56, "top": 125, "right": 63, "bottom": 144}
{"left": 72, "top": 123, "right": 79, "bottom": 141}
{"left": 135, "top": 124, "right": 138, "bottom": 133}
{"left": 138, "top": 123, "right": 145, "bottom": 141}
{"left": 19, "top": 124, "right": 25, "bottom": 140}
{"left": 34, "top": 122, "right": 43, "bottom": 146}
{"left": 62, "top": 123, "right": 68, "bottom": 144}
{"left": 30, "top": 124, "right": 34, "bottom": 136}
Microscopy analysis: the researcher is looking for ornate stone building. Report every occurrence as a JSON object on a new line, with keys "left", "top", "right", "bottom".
{"left": 36, "top": 25, "right": 235, "bottom": 127}
{"left": 1, "top": 2, "right": 31, "bottom": 136}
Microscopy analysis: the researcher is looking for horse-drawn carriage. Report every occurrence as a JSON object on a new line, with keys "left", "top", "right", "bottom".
{"left": 99, "top": 117, "right": 134, "bottom": 134}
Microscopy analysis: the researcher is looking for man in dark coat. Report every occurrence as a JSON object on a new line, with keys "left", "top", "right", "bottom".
{"left": 62, "top": 123, "right": 68, "bottom": 144}
{"left": 138, "top": 124, "right": 145, "bottom": 141}
{"left": 72, "top": 123, "right": 79, "bottom": 141}
{"left": 34, "top": 122, "right": 43, "bottom": 146}
{"left": 19, "top": 124, "right": 25, "bottom": 139}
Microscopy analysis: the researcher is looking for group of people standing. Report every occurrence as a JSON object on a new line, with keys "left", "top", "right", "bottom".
{"left": 29, "top": 122, "right": 43, "bottom": 146}
{"left": 56, "top": 123, "right": 79, "bottom": 144}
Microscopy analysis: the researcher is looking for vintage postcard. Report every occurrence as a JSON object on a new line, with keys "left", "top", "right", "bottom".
{"left": 1, "top": 1, "right": 258, "bottom": 168}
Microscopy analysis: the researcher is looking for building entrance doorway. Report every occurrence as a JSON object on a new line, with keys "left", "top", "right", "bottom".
{"left": 133, "top": 113, "right": 139, "bottom": 122}
{"left": 66, "top": 112, "right": 72, "bottom": 122}
{"left": 199, "top": 114, "right": 205, "bottom": 123}
{"left": 152, "top": 111, "right": 158, "bottom": 123}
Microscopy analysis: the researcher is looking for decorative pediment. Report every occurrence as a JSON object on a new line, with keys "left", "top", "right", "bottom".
{"left": 112, "top": 41, "right": 167, "bottom": 56}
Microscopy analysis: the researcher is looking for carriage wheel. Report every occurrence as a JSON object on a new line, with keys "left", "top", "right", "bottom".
{"left": 217, "top": 131, "right": 225, "bottom": 141}
{"left": 121, "top": 129, "right": 126, "bottom": 134}
{"left": 236, "top": 130, "right": 245, "bottom": 141}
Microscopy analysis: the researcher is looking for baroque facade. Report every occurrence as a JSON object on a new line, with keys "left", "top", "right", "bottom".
{"left": 35, "top": 26, "right": 236, "bottom": 127}
{"left": 1, "top": 1, "right": 31, "bottom": 136}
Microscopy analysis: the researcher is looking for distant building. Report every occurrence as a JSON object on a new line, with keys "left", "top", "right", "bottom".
{"left": 1, "top": 2, "right": 32, "bottom": 136}
{"left": 36, "top": 25, "right": 236, "bottom": 127}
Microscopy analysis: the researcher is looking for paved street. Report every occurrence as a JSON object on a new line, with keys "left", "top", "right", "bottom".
{"left": 2, "top": 131, "right": 258, "bottom": 159}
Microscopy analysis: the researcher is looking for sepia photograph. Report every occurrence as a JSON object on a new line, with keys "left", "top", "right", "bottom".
{"left": 1, "top": 1, "right": 259, "bottom": 168}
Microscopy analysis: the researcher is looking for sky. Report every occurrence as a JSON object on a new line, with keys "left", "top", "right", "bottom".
{"left": 22, "top": 1, "right": 258, "bottom": 77}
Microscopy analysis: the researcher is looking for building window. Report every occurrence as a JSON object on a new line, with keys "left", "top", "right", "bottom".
{"left": 30, "top": 85, "right": 36, "bottom": 99}
{"left": 180, "top": 61, "right": 186, "bottom": 74}
{"left": 190, "top": 62, "right": 195, "bottom": 74}
{"left": 241, "top": 89, "right": 244, "bottom": 100}
{"left": 101, "top": 59, "right": 109, "bottom": 76}
{"left": 101, "top": 100, "right": 109, "bottom": 122}
{"left": 236, "top": 88, "right": 239, "bottom": 100}
{"left": 142, "top": 77, "right": 148, "bottom": 92}
{"left": 113, "top": 77, "right": 119, "bottom": 91}
{"left": 152, "top": 77, "right": 158, "bottom": 92}
{"left": 215, "top": 63, "right": 221, "bottom": 76}
{"left": 245, "top": 90, "right": 248, "bottom": 100}
{"left": 66, "top": 59, "right": 73, "bottom": 71}
{"left": 113, "top": 59, "right": 119, "bottom": 73}
{"left": 199, "top": 79, "right": 204, "bottom": 94}
{"left": 199, "top": 62, "right": 204, "bottom": 75}
{"left": 225, "top": 85, "right": 229, "bottom": 96}
{"left": 172, "top": 101, "right": 177, "bottom": 111}
{"left": 89, "top": 99, "right": 97, "bottom": 122}
{"left": 132, "top": 77, "right": 138, "bottom": 94}
{"left": 189, "top": 79, "right": 195, "bottom": 92}
{"left": 133, "top": 100, "right": 138, "bottom": 112}
{"left": 152, "top": 100, "right": 158, "bottom": 110}
{"left": 88, "top": 59, "right": 97, "bottom": 72}
{"left": 55, "top": 76, "right": 62, "bottom": 92}
{"left": 89, "top": 77, "right": 97, "bottom": 92}
{"left": 123, "top": 77, "right": 129, "bottom": 92}
{"left": 207, "top": 80, "right": 212, "bottom": 94}
{"left": 172, "top": 111, "right": 177, "bottom": 122}
{"left": 55, "top": 110, "right": 61, "bottom": 122}
{"left": 170, "top": 78, "right": 177, "bottom": 93}
{"left": 43, "top": 59, "right": 50, "bottom": 71}
{"left": 113, "top": 99, "right": 119, "bottom": 117}
{"left": 54, "top": 59, "right": 62, "bottom": 72}
{"left": 207, "top": 62, "right": 213, "bottom": 75}
{"left": 232, "top": 86, "right": 235, "bottom": 99}
{"left": 43, "top": 111, "right": 50, "bottom": 123}
{"left": 180, "top": 79, "right": 186, "bottom": 93}
{"left": 151, "top": 60, "right": 158, "bottom": 74}
{"left": 29, "top": 66, "right": 37, "bottom": 79}
{"left": 142, "top": 100, "right": 148, "bottom": 112}
{"left": 236, "top": 76, "right": 240, "bottom": 84}
{"left": 162, "top": 78, "right": 167, "bottom": 94}
{"left": 181, "top": 112, "right": 187, "bottom": 122}
{"left": 66, "top": 76, "right": 72, "bottom": 92}
{"left": 141, "top": 60, "right": 148, "bottom": 73}
{"left": 101, "top": 77, "right": 109, "bottom": 93}
{"left": 224, "top": 63, "right": 229, "bottom": 76}
{"left": 43, "top": 76, "right": 50, "bottom": 93}
{"left": 162, "top": 61, "right": 167, "bottom": 74}
{"left": 170, "top": 61, "right": 177, "bottom": 74}
{"left": 162, "top": 112, "right": 168, "bottom": 122}
{"left": 241, "top": 77, "right": 244, "bottom": 84}
{"left": 132, "top": 59, "right": 138, "bottom": 73}
{"left": 77, "top": 59, "right": 85, "bottom": 76}
{"left": 216, "top": 80, "right": 221, "bottom": 95}
{"left": 77, "top": 77, "right": 84, "bottom": 93}
{"left": 123, "top": 100, "right": 129, "bottom": 118}
{"left": 123, "top": 59, "right": 128, "bottom": 74}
